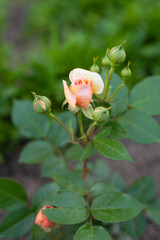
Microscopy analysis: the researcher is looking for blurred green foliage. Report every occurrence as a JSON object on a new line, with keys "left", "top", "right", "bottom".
{"left": 1, "top": 0, "right": 160, "bottom": 150}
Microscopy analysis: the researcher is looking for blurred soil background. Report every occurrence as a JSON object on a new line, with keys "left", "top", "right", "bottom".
{"left": 0, "top": 0, "right": 160, "bottom": 239}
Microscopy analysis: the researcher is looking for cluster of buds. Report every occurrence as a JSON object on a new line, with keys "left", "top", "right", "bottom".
{"left": 35, "top": 206, "right": 56, "bottom": 231}
{"left": 101, "top": 41, "right": 132, "bottom": 80}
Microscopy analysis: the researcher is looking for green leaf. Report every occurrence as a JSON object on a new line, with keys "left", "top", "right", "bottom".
{"left": 90, "top": 183, "right": 119, "bottom": 195}
{"left": 43, "top": 190, "right": 89, "bottom": 224}
{"left": 146, "top": 199, "right": 160, "bottom": 225}
{"left": 48, "top": 111, "right": 77, "bottom": 147}
{"left": 92, "top": 159, "right": 110, "bottom": 181}
{"left": 41, "top": 155, "right": 67, "bottom": 178}
{"left": 130, "top": 76, "right": 160, "bottom": 115}
{"left": 110, "top": 173, "right": 125, "bottom": 192}
{"left": 94, "top": 127, "right": 112, "bottom": 139}
{"left": 107, "top": 121, "right": 127, "bottom": 139}
{"left": 52, "top": 170, "right": 85, "bottom": 195}
{"left": 0, "top": 178, "right": 27, "bottom": 211}
{"left": 12, "top": 100, "right": 50, "bottom": 139}
{"left": 80, "top": 142, "right": 94, "bottom": 162}
{"left": 128, "top": 176, "right": 156, "bottom": 203}
{"left": 74, "top": 224, "right": 112, "bottom": 240}
{"left": 118, "top": 109, "right": 160, "bottom": 144}
{"left": 31, "top": 225, "right": 47, "bottom": 240}
{"left": 32, "top": 182, "right": 60, "bottom": 208}
{"left": 19, "top": 140, "right": 54, "bottom": 164}
{"left": 91, "top": 192, "right": 145, "bottom": 222}
{"left": 0, "top": 207, "right": 35, "bottom": 238}
{"left": 94, "top": 138, "right": 133, "bottom": 162}
{"left": 66, "top": 144, "right": 83, "bottom": 161}
{"left": 109, "top": 73, "right": 129, "bottom": 116}
{"left": 122, "top": 214, "right": 146, "bottom": 240}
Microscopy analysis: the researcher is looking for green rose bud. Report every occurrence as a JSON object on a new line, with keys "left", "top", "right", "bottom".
{"left": 32, "top": 92, "right": 51, "bottom": 115}
{"left": 93, "top": 107, "right": 109, "bottom": 123}
{"left": 121, "top": 61, "right": 132, "bottom": 80}
{"left": 102, "top": 48, "right": 111, "bottom": 68}
{"left": 108, "top": 41, "right": 126, "bottom": 66}
{"left": 90, "top": 57, "right": 101, "bottom": 73}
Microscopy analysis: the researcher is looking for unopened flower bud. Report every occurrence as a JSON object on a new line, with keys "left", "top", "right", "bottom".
{"left": 35, "top": 206, "right": 56, "bottom": 230}
{"left": 108, "top": 41, "right": 126, "bottom": 66}
{"left": 102, "top": 48, "right": 111, "bottom": 68}
{"left": 90, "top": 57, "right": 100, "bottom": 73}
{"left": 121, "top": 62, "right": 132, "bottom": 80}
{"left": 93, "top": 107, "right": 109, "bottom": 123}
{"left": 32, "top": 92, "right": 51, "bottom": 115}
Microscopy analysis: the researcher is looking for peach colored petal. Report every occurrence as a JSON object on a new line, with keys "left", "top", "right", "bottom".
{"left": 63, "top": 80, "right": 76, "bottom": 108}
{"left": 35, "top": 210, "right": 43, "bottom": 224}
{"left": 69, "top": 78, "right": 91, "bottom": 95}
{"left": 75, "top": 82, "right": 93, "bottom": 108}
{"left": 42, "top": 217, "right": 56, "bottom": 228}
{"left": 69, "top": 68, "right": 89, "bottom": 82}
{"left": 69, "top": 68, "right": 104, "bottom": 94}
{"left": 88, "top": 71, "right": 104, "bottom": 94}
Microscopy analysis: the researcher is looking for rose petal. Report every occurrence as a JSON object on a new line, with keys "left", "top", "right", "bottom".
{"left": 75, "top": 82, "right": 93, "bottom": 108}
{"left": 88, "top": 71, "right": 104, "bottom": 94}
{"left": 69, "top": 68, "right": 104, "bottom": 94}
{"left": 35, "top": 210, "right": 43, "bottom": 224}
{"left": 63, "top": 80, "right": 76, "bottom": 108}
{"left": 41, "top": 214, "right": 56, "bottom": 228}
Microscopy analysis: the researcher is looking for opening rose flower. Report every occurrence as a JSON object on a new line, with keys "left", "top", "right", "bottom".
{"left": 63, "top": 68, "right": 104, "bottom": 109}
{"left": 35, "top": 206, "right": 56, "bottom": 229}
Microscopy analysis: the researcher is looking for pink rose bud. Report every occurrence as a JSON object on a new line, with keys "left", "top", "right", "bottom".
{"left": 63, "top": 68, "right": 104, "bottom": 109}
{"left": 32, "top": 92, "right": 51, "bottom": 115}
{"left": 35, "top": 206, "right": 56, "bottom": 228}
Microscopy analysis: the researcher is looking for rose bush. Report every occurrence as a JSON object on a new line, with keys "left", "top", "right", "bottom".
{"left": 0, "top": 42, "right": 160, "bottom": 240}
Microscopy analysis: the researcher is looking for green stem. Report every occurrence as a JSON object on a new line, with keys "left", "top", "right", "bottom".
{"left": 77, "top": 111, "right": 86, "bottom": 140}
{"left": 87, "top": 122, "right": 97, "bottom": 138}
{"left": 90, "top": 215, "right": 94, "bottom": 240}
{"left": 96, "top": 94, "right": 102, "bottom": 101}
{"left": 49, "top": 113, "right": 73, "bottom": 138}
{"left": 103, "top": 68, "right": 109, "bottom": 98}
{"left": 104, "top": 66, "right": 115, "bottom": 99}
{"left": 82, "top": 159, "right": 89, "bottom": 204}
{"left": 107, "top": 80, "right": 125, "bottom": 102}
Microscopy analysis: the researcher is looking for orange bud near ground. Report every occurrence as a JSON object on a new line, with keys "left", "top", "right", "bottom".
{"left": 35, "top": 206, "right": 56, "bottom": 228}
